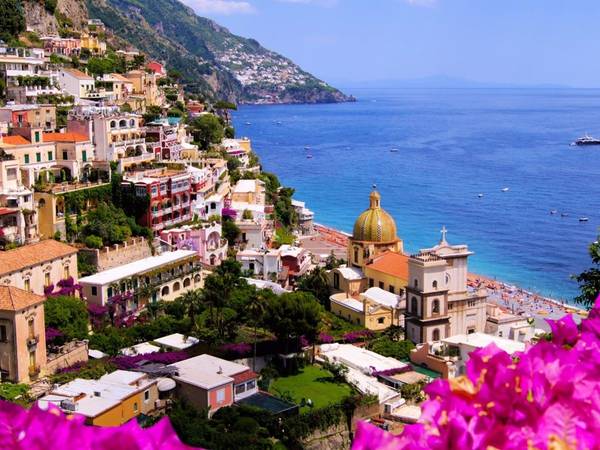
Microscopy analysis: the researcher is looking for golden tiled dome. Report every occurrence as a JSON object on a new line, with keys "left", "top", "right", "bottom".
{"left": 352, "top": 190, "right": 398, "bottom": 242}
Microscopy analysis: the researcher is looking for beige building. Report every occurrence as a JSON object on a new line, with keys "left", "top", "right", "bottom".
{"left": 0, "top": 286, "right": 47, "bottom": 383}
{"left": 79, "top": 250, "right": 202, "bottom": 313}
{"left": 404, "top": 228, "right": 488, "bottom": 344}
{"left": 0, "top": 240, "right": 78, "bottom": 296}
{"left": 102, "top": 73, "right": 134, "bottom": 102}
{"left": 124, "top": 70, "right": 163, "bottom": 109}
{"left": 0, "top": 104, "right": 57, "bottom": 131}
{"left": 231, "top": 179, "right": 265, "bottom": 205}
{"left": 330, "top": 287, "right": 405, "bottom": 330}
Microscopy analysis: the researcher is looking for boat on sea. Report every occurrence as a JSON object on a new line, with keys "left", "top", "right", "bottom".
{"left": 478, "top": 194, "right": 484, "bottom": 198}
{"left": 306, "top": 155, "right": 313, "bottom": 159}
{"left": 501, "top": 187, "right": 509, "bottom": 192}
{"left": 550, "top": 210, "right": 557, "bottom": 215}
{"left": 245, "top": 121, "right": 252, "bottom": 125}
{"left": 390, "top": 148, "right": 399, "bottom": 153}
{"left": 561, "top": 213, "right": 569, "bottom": 217}
{"left": 579, "top": 217, "right": 589, "bottom": 222}
{"left": 572, "top": 134, "right": 600, "bottom": 146}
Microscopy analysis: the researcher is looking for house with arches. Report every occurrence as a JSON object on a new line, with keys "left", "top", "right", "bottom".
{"left": 404, "top": 228, "right": 488, "bottom": 345}
{"left": 79, "top": 249, "right": 202, "bottom": 314}
{"left": 159, "top": 222, "right": 228, "bottom": 267}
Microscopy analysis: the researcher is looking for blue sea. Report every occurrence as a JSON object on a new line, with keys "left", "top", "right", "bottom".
{"left": 232, "top": 88, "right": 600, "bottom": 302}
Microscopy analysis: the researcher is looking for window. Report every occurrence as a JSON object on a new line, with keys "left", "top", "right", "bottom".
{"left": 107, "top": 287, "right": 113, "bottom": 298}
{"left": 133, "top": 402, "right": 138, "bottom": 412}
{"left": 216, "top": 388, "right": 225, "bottom": 403}
{"left": 499, "top": 331, "right": 503, "bottom": 337}
{"left": 433, "top": 328, "right": 440, "bottom": 341}
{"left": 235, "top": 384, "right": 246, "bottom": 395}
{"left": 369, "top": 278, "right": 374, "bottom": 288}
{"left": 467, "top": 328, "right": 475, "bottom": 335}
{"left": 161, "top": 286, "right": 170, "bottom": 297}
{"left": 44, "top": 273, "right": 51, "bottom": 287}
{"left": 64, "top": 266, "right": 70, "bottom": 279}
{"left": 333, "top": 272, "right": 340, "bottom": 290}
{"left": 62, "top": 151, "right": 68, "bottom": 160}
{"left": 36, "top": 153, "right": 42, "bottom": 162}
{"left": 432, "top": 280, "right": 438, "bottom": 289}
{"left": 354, "top": 247, "right": 359, "bottom": 263}
{"left": 389, "top": 285, "right": 395, "bottom": 294}
{"left": 246, "top": 380, "right": 256, "bottom": 390}
{"left": 6, "top": 168, "right": 16, "bottom": 180}
{"left": 414, "top": 279, "right": 419, "bottom": 288}
{"left": 0, "top": 325, "right": 7, "bottom": 342}
{"left": 377, "top": 317, "right": 385, "bottom": 324}
{"left": 249, "top": 262, "right": 255, "bottom": 272}
{"left": 173, "top": 282, "right": 180, "bottom": 292}
{"left": 28, "top": 319, "right": 34, "bottom": 339}
{"left": 432, "top": 299, "right": 440, "bottom": 314}
{"left": 24, "top": 154, "right": 29, "bottom": 164}
{"left": 47, "top": 151, "right": 53, "bottom": 161}
{"left": 34, "top": 131, "right": 40, "bottom": 143}
{"left": 24, "top": 279, "right": 31, "bottom": 292}
{"left": 82, "top": 150, "right": 87, "bottom": 162}
{"left": 91, "top": 286, "right": 97, "bottom": 296}
{"left": 411, "top": 297, "right": 418, "bottom": 314}
{"left": 379, "top": 281, "right": 384, "bottom": 289}
{"left": 144, "top": 390, "right": 150, "bottom": 401}
{"left": 448, "top": 303, "right": 453, "bottom": 310}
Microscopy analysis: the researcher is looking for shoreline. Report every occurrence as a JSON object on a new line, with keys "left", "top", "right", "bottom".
{"left": 304, "top": 222, "right": 587, "bottom": 321}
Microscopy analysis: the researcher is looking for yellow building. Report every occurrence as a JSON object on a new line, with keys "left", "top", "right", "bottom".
{"left": 39, "top": 370, "right": 159, "bottom": 427}
{"left": 329, "top": 287, "right": 404, "bottom": 331}
{"left": 80, "top": 32, "right": 107, "bottom": 56}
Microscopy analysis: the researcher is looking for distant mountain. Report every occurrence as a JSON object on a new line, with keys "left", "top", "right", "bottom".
{"left": 337, "top": 75, "right": 570, "bottom": 89}
{"left": 85, "top": 0, "right": 353, "bottom": 104}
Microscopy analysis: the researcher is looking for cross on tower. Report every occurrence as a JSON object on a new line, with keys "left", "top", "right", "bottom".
{"left": 440, "top": 225, "right": 448, "bottom": 244}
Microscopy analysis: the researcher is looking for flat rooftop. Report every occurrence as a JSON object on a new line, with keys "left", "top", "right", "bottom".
{"left": 154, "top": 333, "right": 199, "bottom": 350}
{"left": 170, "top": 354, "right": 249, "bottom": 389}
{"left": 79, "top": 250, "right": 197, "bottom": 285}
{"left": 443, "top": 332, "right": 526, "bottom": 354}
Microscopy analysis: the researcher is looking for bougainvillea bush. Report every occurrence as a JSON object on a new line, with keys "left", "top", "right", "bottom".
{"left": 352, "top": 295, "right": 600, "bottom": 450}
{"left": 0, "top": 400, "right": 196, "bottom": 449}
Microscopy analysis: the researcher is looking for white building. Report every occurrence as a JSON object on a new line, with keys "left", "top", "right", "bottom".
{"left": 405, "top": 228, "right": 488, "bottom": 344}
{"left": 236, "top": 248, "right": 282, "bottom": 280}
{"left": 59, "top": 68, "right": 95, "bottom": 100}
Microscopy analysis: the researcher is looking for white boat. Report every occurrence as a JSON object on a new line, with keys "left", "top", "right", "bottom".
{"left": 573, "top": 134, "right": 600, "bottom": 146}
{"left": 478, "top": 193, "right": 484, "bottom": 198}
{"left": 501, "top": 187, "right": 509, "bottom": 192}
{"left": 561, "top": 213, "right": 569, "bottom": 217}
{"left": 245, "top": 121, "right": 252, "bottom": 125}
{"left": 550, "top": 210, "right": 557, "bottom": 215}
{"left": 579, "top": 217, "right": 589, "bottom": 222}
{"left": 306, "top": 154, "right": 313, "bottom": 159}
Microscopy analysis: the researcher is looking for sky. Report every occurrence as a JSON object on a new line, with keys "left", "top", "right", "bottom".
{"left": 179, "top": 0, "right": 600, "bottom": 88}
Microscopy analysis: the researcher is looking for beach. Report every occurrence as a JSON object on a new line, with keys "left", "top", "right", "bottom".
{"left": 302, "top": 223, "right": 587, "bottom": 330}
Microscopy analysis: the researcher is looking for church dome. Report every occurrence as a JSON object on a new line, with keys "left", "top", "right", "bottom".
{"left": 352, "top": 190, "right": 398, "bottom": 243}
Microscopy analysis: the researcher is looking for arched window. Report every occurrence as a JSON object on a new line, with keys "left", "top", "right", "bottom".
{"left": 433, "top": 328, "right": 440, "bottom": 341}
{"left": 411, "top": 297, "right": 418, "bottom": 314}
{"left": 432, "top": 299, "right": 440, "bottom": 314}
{"left": 194, "top": 274, "right": 201, "bottom": 284}
{"left": 173, "top": 282, "right": 181, "bottom": 292}
{"left": 414, "top": 279, "right": 419, "bottom": 288}
{"left": 129, "top": 119, "right": 135, "bottom": 127}
{"left": 161, "top": 286, "right": 170, "bottom": 297}
{"left": 354, "top": 247, "right": 359, "bottom": 263}
{"left": 183, "top": 278, "right": 191, "bottom": 288}
{"left": 432, "top": 280, "right": 438, "bottom": 289}
{"left": 119, "top": 119, "right": 127, "bottom": 128}
{"left": 110, "top": 120, "right": 116, "bottom": 129}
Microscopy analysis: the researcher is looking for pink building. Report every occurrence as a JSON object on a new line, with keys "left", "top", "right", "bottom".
{"left": 42, "top": 37, "right": 81, "bottom": 57}
{"left": 146, "top": 61, "right": 167, "bottom": 77}
{"left": 145, "top": 120, "right": 182, "bottom": 161}
{"left": 160, "top": 222, "right": 227, "bottom": 267}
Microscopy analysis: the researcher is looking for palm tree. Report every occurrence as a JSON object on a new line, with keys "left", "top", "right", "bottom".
{"left": 247, "top": 292, "right": 266, "bottom": 372}
{"left": 179, "top": 289, "right": 202, "bottom": 324}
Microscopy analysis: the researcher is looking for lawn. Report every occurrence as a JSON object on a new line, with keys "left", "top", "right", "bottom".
{"left": 269, "top": 365, "right": 352, "bottom": 412}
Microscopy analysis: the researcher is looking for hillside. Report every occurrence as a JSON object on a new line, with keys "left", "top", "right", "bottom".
{"left": 82, "top": 0, "right": 354, "bottom": 104}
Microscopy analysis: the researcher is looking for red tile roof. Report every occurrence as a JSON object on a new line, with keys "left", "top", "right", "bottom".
{"left": 43, "top": 132, "right": 89, "bottom": 143}
{"left": 1, "top": 135, "right": 30, "bottom": 146}
{"left": 0, "top": 286, "right": 45, "bottom": 311}
{"left": 366, "top": 251, "right": 409, "bottom": 281}
{"left": 0, "top": 208, "right": 19, "bottom": 216}
{"left": 0, "top": 240, "right": 78, "bottom": 275}
{"left": 232, "top": 370, "right": 258, "bottom": 384}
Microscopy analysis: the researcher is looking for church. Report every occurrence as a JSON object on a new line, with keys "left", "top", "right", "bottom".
{"left": 328, "top": 188, "right": 488, "bottom": 342}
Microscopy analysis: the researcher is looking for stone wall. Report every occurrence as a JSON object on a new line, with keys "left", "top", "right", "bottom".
{"left": 79, "top": 237, "right": 152, "bottom": 272}
{"left": 46, "top": 340, "right": 89, "bottom": 375}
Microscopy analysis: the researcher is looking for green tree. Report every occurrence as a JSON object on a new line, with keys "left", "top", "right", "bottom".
{"left": 222, "top": 217, "right": 241, "bottom": 246}
{"left": 574, "top": 238, "right": 600, "bottom": 309}
{"left": 264, "top": 291, "right": 323, "bottom": 351}
{"left": 44, "top": 296, "right": 89, "bottom": 341}
{"left": 247, "top": 291, "right": 267, "bottom": 372}
{"left": 370, "top": 337, "right": 415, "bottom": 360}
{"left": 0, "top": 0, "right": 25, "bottom": 42}
{"left": 143, "top": 105, "right": 162, "bottom": 123}
{"left": 297, "top": 266, "right": 331, "bottom": 309}
{"left": 191, "top": 114, "right": 224, "bottom": 150}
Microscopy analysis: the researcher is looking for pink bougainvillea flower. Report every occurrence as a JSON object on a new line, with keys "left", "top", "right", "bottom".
{"left": 0, "top": 400, "right": 197, "bottom": 450}
{"left": 352, "top": 293, "right": 600, "bottom": 450}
